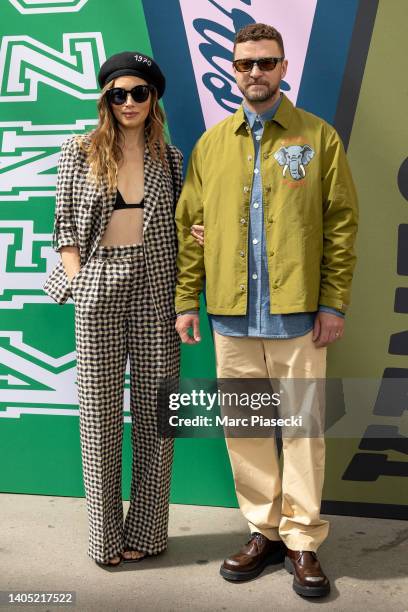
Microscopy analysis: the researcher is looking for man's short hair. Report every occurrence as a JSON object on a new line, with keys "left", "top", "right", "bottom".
{"left": 234, "top": 23, "right": 285, "bottom": 57}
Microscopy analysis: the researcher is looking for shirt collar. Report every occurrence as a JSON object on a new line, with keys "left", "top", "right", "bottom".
{"left": 243, "top": 94, "right": 283, "bottom": 129}
{"left": 233, "top": 92, "right": 294, "bottom": 133}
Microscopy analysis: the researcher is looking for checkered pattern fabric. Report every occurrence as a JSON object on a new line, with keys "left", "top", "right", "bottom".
{"left": 43, "top": 133, "right": 183, "bottom": 322}
{"left": 73, "top": 244, "right": 180, "bottom": 563}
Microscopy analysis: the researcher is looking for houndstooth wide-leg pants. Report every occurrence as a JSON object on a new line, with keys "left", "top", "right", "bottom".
{"left": 71, "top": 244, "right": 179, "bottom": 564}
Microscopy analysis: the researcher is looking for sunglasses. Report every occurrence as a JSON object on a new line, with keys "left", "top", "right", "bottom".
{"left": 233, "top": 57, "right": 284, "bottom": 72}
{"left": 106, "top": 85, "right": 153, "bottom": 105}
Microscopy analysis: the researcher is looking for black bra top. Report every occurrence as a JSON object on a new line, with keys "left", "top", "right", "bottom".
{"left": 114, "top": 190, "right": 144, "bottom": 210}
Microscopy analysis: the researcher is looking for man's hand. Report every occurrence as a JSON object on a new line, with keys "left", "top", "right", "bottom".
{"left": 191, "top": 224, "right": 204, "bottom": 247}
{"left": 175, "top": 313, "right": 201, "bottom": 344}
{"left": 312, "top": 311, "right": 344, "bottom": 348}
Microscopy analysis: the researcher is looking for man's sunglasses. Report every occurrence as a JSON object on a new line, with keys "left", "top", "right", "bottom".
{"left": 106, "top": 85, "right": 153, "bottom": 106}
{"left": 233, "top": 57, "right": 284, "bottom": 72}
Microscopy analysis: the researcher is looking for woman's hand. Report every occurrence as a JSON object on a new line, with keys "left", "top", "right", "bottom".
{"left": 60, "top": 245, "right": 81, "bottom": 282}
{"left": 191, "top": 224, "right": 204, "bottom": 247}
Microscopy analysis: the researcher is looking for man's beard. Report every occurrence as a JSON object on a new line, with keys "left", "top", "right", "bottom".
{"left": 239, "top": 81, "right": 279, "bottom": 103}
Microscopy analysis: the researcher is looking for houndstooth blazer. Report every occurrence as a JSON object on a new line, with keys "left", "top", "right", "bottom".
{"left": 43, "top": 134, "right": 183, "bottom": 322}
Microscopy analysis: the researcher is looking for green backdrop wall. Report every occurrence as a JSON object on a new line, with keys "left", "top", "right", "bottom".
{"left": 0, "top": 0, "right": 407, "bottom": 519}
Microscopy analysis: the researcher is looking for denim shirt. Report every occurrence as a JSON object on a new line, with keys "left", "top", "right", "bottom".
{"left": 208, "top": 95, "right": 343, "bottom": 338}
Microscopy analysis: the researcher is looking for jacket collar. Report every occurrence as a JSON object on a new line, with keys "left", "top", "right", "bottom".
{"left": 233, "top": 92, "right": 294, "bottom": 133}
{"left": 142, "top": 141, "right": 163, "bottom": 232}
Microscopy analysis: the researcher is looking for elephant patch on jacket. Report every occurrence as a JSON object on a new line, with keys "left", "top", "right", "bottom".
{"left": 273, "top": 144, "right": 315, "bottom": 181}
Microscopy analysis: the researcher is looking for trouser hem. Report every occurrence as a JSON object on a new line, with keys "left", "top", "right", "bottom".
{"left": 248, "top": 523, "right": 281, "bottom": 541}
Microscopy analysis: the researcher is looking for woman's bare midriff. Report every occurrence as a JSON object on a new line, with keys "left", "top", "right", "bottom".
{"left": 99, "top": 208, "right": 144, "bottom": 246}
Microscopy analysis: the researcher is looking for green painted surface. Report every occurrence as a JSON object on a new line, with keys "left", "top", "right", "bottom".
{"left": 0, "top": 0, "right": 235, "bottom": 507}
{"left": 1, "top": 0, "right": 407, "bottom": 514}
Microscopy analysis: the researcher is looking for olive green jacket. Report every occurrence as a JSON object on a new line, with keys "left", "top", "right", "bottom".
{"left": 175, "top": 93, "right": 358, "bottom": 315}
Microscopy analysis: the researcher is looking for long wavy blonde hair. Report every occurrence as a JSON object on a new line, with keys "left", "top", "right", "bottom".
{"left": 76, "top": 79, "right": 168, "bottom": 192}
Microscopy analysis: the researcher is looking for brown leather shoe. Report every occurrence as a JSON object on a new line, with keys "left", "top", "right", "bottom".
{"left": 285, "top": 549, "right": 330, "bottom": 597}
{"left": 220, "top": 533, "right": 286, "bottom": 581}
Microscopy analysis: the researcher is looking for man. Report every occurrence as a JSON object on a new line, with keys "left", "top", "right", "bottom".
{"left": 175, "top": 23, "right": 358, "bottom": 597}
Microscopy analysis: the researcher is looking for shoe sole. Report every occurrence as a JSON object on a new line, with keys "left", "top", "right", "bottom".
{"left": 220, "top": 548, "right": 285, "bottom": 582}
{"left": 284, "top": 557, "right": 330, "bottom": 597}
{"left": 122, "top": 555, "right": 147, "bottom": 563}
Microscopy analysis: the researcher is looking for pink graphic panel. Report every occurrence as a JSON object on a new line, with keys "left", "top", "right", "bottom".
{"left": 179, "top": 0, "right": 318, "bottom": 128}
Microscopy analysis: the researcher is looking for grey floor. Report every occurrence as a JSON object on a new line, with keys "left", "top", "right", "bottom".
{"left": 1, "top": 493, "right": 407, "bottom": 612}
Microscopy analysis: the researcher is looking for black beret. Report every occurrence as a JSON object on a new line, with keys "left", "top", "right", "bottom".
{"left": 98, "top": 51, "right": 165, "bottom": 98}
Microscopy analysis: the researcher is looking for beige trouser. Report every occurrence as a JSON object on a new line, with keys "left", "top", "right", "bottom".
{"left": 213, "top": 330, "right": 329, "bottom": 552}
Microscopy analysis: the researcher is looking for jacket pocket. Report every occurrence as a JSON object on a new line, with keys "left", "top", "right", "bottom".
{"left": 69, "top": 266, "right": 84, "bottom": 289}
{"left": 43, "top": 261, "right": 72, "bottom": 305}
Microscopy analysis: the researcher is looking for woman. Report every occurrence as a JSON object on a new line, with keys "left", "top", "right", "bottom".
{"left": 44, "top": 51, "right": 183, "bottom": 568}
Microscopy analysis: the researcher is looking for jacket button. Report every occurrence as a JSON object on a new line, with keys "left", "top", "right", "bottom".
{"left": 240, "top": 218, "right": 246, "bottom": 224}
{"left": 265, "top": 186, "right": 271, "bottom": 192}
{"left": 248, "top": 155, "right": 253, "bottom": 161}
{"left": 244, "top": 186, "right": 250, "bottom": 193}
{"left": 273, "top": 282, "right": 279, "bottom": 289}
{"left": 263, "top": 153, "right": 269, "bottom": 159}
{"left": 270, "top": 250, "right": 275, "bottom": 256}
{"left": 240, "top": 284, "right": 245, "bottom": 291}
{"left": 239, "top": 250, "right": 245, "bottom": 257}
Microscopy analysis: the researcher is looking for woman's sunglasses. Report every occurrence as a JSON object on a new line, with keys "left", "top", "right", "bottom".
{"left": 106, "top": 85, "right": 153, "bottom": 106}
{"left": 233, "top": 57, "right": 284, "bottom": 72}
